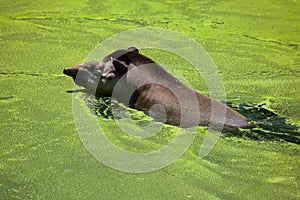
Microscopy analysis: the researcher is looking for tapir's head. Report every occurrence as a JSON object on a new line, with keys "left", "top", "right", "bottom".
{"left": 63, "top": 46, "right": 151, "bottom": 95}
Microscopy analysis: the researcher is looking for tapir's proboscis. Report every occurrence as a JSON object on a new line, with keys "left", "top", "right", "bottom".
{"left": 63, "top": 47, "right": 253, "bottom": 129}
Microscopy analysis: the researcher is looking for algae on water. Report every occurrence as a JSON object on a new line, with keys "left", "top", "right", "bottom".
{"left": 1, "top": 0, "right": 299, "bottom": 199}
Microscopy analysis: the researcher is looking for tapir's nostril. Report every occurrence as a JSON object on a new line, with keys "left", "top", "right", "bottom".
{"left": 63, "top": 68, "right": 75, "bottom": 76}
{"left": 63, "top": 68, "right": 69, "bottom": 75}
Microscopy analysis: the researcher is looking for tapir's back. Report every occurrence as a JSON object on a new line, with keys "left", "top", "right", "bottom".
{"left": 123, "top": 51, "right": 252, "bottom": 128}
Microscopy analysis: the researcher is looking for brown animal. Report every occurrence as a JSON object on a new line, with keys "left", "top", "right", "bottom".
{"left": 63, "top": 47, "right": 252, "bottom": 128}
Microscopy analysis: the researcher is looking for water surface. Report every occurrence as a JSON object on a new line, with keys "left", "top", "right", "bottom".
{"left": 1, "top": 0, "right": 299, "bottom": 199}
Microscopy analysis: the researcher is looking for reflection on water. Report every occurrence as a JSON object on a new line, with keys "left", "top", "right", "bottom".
{"left": 84, "top": 96, "right": 153, "bottom": 126}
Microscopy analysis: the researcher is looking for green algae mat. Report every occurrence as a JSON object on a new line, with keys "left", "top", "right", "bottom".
{"left": 1, "top": 0, "right": 299, "bottom": 199}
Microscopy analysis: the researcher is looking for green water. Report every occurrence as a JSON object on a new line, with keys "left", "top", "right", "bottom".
{"left": 1, "top": 0, "right": 299, "bottom": 199}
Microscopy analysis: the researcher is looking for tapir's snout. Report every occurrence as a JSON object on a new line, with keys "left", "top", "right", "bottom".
{"left": 63, "top": 67, "right": 78, "bottom": 78}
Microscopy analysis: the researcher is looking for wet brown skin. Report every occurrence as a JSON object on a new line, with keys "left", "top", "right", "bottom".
{"left": 63, "top": 47, "right": 253, "bottom": 129}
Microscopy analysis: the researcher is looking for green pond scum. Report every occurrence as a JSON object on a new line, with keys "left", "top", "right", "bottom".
{"left": 1, "top": 0, "right": 299, "bottom": 199}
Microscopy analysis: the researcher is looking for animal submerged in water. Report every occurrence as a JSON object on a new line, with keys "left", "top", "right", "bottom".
{"left": 63, "top": 47, "right": 252, "bottom": 129}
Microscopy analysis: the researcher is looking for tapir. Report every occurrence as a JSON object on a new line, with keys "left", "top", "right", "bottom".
{"left": 63, "top": 47, "right": 252, "bottom": 129}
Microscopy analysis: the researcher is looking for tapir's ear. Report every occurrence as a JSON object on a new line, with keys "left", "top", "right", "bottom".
{"left": 127, "top": 46, "right": 139, "bottom": 53}
{"left": 117, "top": 53, "right": 131, "bottom": 65}
{"left": 112, "top": 59, "right": 128, "bottom": 75}
{"left": 117, "top": 46, "right": 138, "bottom": 65}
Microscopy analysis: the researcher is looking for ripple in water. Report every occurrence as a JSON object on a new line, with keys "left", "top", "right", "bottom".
{"left": 226, "top": 102, "right": 300, "bottom": 144}
{"left": 83, "top": 95, "right": 300, "bottom": 144}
